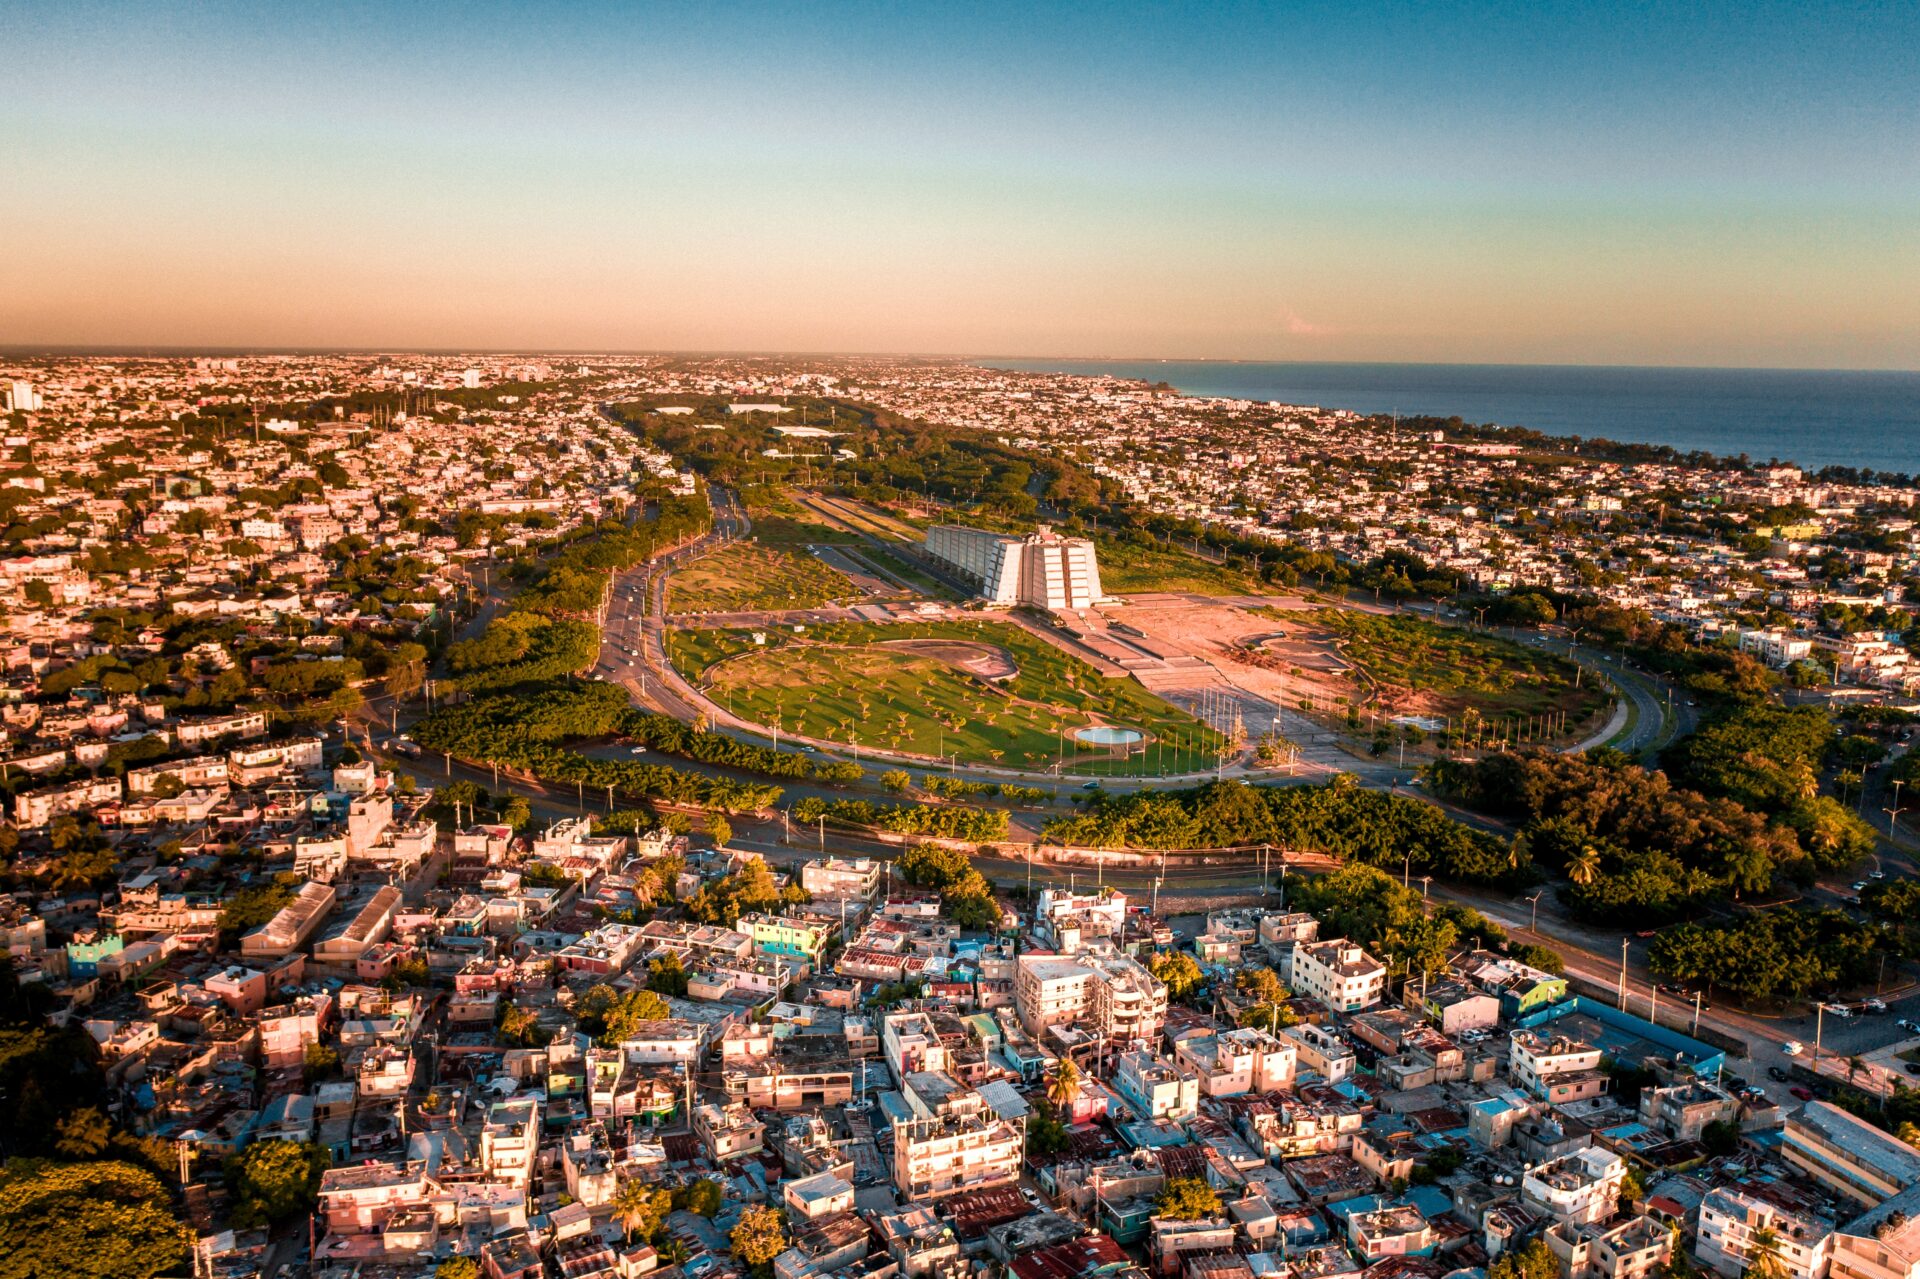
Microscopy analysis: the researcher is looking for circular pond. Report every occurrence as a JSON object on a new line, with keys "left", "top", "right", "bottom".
{"left": 1075, "top": 725, "right": 1144, "bottom": 746}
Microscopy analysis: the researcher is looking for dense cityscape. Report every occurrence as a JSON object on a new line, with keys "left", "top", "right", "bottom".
{"left": 0, "top": 353, "right": 1916, "bottom": 1279}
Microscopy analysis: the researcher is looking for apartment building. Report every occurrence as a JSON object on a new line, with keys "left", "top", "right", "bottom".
{"left": 740, "top": 912, "right": 832, "bottom": 964}
{"left": 801, "top": 857, "right": 882, "bottom": 901}
{"left": 1697, "top": 1186, "right": 1835, "bottom": 1279}
{"left": 1784, "top": 1102, "right": 1920, "bottom": 1208}
{"left": 1510, "top": 1030, "right": 1608, "bottom": 1104}
{"left": 1546, "top": 1216, "right": 1673, "bottom": 1279}
{"left": 1113, "top": 1050, "right": 1199, "bottom": 1120}
{"left": 1280, "top": 1021, "right": 1356, "bottom": 1084}
{"left": 1524, "top": 1147, "right": 1628, "bottom": 1227}
{"left": 1013, "top": 950, "right": 1167, "bottom": 1044}
{"left": 1290, "top": 939, "right": 1387, "bottom": 1012}
{"left": 1832, "top": 1191, "right": 1920, "bottom": 1279}
{"left": 1174, "top": 1026, "right": 1297, "bottom": 1097}
{"left": 889, "top": 1087, "right": 1022, "bottom": 1201}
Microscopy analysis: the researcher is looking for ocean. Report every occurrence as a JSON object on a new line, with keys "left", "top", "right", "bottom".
{"left": 982, "top": 359, "right": 1920, "bottom": 477}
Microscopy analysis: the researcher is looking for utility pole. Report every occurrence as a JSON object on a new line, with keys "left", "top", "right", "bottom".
{"left": 1617, "top": 937, "right": 1630, "bottom": 1011}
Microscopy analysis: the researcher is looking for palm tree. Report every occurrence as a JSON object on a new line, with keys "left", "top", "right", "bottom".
{"left": 1046, "top": 1058, "right": 1082, "bottom": 1108}
{"left": 1568, "top": 845, "right": 1602, "bottom": 887}
{"left": 611, "top": 1178, "right": 656, "bottom": 1243}
{"left": 1745, "top": 1226, "right": 1786, "bottom": 1279}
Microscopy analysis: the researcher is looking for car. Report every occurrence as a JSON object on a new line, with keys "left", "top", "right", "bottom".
{"left": 1783, "top": 1041, "right": 1805, "bottom": 1055}
{"left": 1080, "top": 780, "right": 1103, "bottom": 791}
{"left": 1724, "top": 1074, "right": 1749, "bottom": 1092}
{"left": 1873, "top": 870, "right": 1887, "bottom": 879}
{"left": 1908, "top": 1063, "right": 1920, "bottom": 1077}
{"left": 1021, "top": 1187, "right": 1040, "bottom": 1205}
{"left": 1863, "top": 998, "right": 1888, "bottom": 1014}
{"left": 1825, "top": 1003, "right": 1855, "bottom": 1018}
{"left": 629, "top": 745, "right": 648, "bottom": 755}
{"left": 1790, "top": 1085, "right": 1816, "bottom": 1101}
{"left": 1898, "top": 1019, "right": 1920, "bottom": 1033}
{"left": 1852, "top": 881, "right": 1870, "bottom": 892}
{"left": 1768, "top": 1066, "right": 1791, "bottom": 1082}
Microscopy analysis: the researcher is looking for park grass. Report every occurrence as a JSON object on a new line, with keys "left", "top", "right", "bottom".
{"left": 809, "top": 494, "right": 926, "bottom": 542}
{"left": 674, "top": 618, "right": 1223, "bottom": 774}
{"left": 852, "top": 543, "right": 962, "bottom": 600}
{"left": 667, "top": 543, "right": 860, "bottom": 614}
{"left": 743, "top": 486, "right": 863, "bottom": 547}
{"left": 1091, "top": 533, "right": 1264, "bottom": 596}
{"left": 1314, "top": 608, "right": 1609, "bottom": 726}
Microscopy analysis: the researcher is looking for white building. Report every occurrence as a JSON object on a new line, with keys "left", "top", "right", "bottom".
{"left": 1697, "top": 1186, "right": 1834, "bottom": 1279}
{"left": 1290, "top": 939, "right": 1387, "bottom": 1012}
{"left": 923, "top": 524, "right": 1103, "bottom": 610}
{"left": 1114, "top": 1049, "right": 1199, "bottom": 1120}
{"left": 1523, "top": 1147, "right": 1627, "bottom": 1227}
{"left": 1174, "top": 1026, "right": 1297, "bottom": 1097}
{"left": 1509, "top": 1030, "right": 1608, "bottom": 1104}
{"left": 1013, "top": 950, "right": 1167, "bottom": 1044}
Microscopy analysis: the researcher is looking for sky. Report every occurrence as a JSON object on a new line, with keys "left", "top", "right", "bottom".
{"left": 1, "top": 0, "right": 1917, "bottom": 367}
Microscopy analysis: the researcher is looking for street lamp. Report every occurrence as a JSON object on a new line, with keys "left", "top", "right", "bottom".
{"left": 1526, "top": 891, "right": 1543, "bottom": 934}
{"left": 1617, "top": 937, "right": 1630, "bottom": 1011}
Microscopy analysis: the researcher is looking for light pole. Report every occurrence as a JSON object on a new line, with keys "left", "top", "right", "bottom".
{"left": 1527, "top": 891, "right": 1543, "bottom": 934}
{"left": 1618, "top": 937, "right": 1630, "bottom": 1011}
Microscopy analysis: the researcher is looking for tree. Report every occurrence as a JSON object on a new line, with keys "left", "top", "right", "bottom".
{"left": 611, "top": 1178, "right": 672, "bottom": 1243}
{"left": 1236, "top": 967, "right": 1287, "bottom": 1005}
{"left": 498, "top": 1000, "right": 546, "bottom": 1047}
{"left": 675, "top": 1177, "right": 723, "bottom": 1217}
{"left": 880, "top": 769, "right": 912, "bottom": 794}
{"left": 303, "top": 1042, "right": 342, "bottom": 1084}
{"left": 1148, "top": 950, "right": 1204, "bottom": 1000}
{"left": 647, "top": 951, "right": 690, "bottom": 998}
{"left": 1701, "top": 1119, "right": 1741, "bottom": 1156}
{"left": 707, "top": 813, "right": 732, "bottom": 849}
{"left": 1046, "top": 1057, "right": 1082, "bottom": 1108}
{"left": 436, "top": 1259, "right": 481, "bottom": 1279}
{"left": 1154, "top": 1175, "right": 1221, "bottom": 1221}
{"left": 0, "top": 1158, "right": 191, "bottom": 1279}
{"left": 1490, "top": 1239, "right": 1559, "bottom": 1279}
{"left": 1745, "top": 1226, "right": 1787, "bottom": 1279}
{"left": 730, "top": 1204, "right": 789, "bottom": 1278}
{"left": 1567, "top": 844, "right": 1602, "bottom": 887}
{"left": 226, "top": 1139, "right": 330, "bottom": 1228}
{"left": 53, "top": 1106, "right": 111, "bottom": 1159}
{"left": 593, "top": 988, "right": 673, "bottom": 1047}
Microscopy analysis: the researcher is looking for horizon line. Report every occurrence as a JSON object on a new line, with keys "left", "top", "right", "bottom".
{"left": 0, "top": 344, "right": 1915, "bottom": 377}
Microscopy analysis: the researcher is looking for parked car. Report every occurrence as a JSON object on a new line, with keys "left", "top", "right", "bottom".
{"left": 1783, "top": 1041, "right": 1805, "bottom": 1056}
{"left": 1825, "top": 1003, "right": 1855, "bottom": 1018}
{"left": 1872, "top": 870, "right": 1887, "bottom": 879}
{"left": 1852, "top": 881, "right": 1870, "bottom": 892}
{"left": 1863, "top": 998, "right": 1888, "bottom": 1014}
{"left": 1768, "top": 1066, "right": 1792, "bottom": 1082}
{"left": 1790, "top": 1085, "right": 1816, "bottom": 1101}
{"left": 1898, "top": 1019, "right": 1920, "bottom": 1033}
{"left": 1724, "top": 1074, "right": 1749, "bottom": 1092}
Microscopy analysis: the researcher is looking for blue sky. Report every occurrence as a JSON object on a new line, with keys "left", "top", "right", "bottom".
{"left": 2, "top": 0, "right": 1915, "bottom": 365}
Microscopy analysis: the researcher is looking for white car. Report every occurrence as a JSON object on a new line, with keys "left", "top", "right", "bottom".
{"left": 1825, "top": 1004, "right": 1854, "bottom": 1018}
{"left": 1782, "top": 1041, "right": 1804, "bottom": 1055}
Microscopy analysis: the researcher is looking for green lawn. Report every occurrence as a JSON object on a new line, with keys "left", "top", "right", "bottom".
{"left": 742, "top": 486, "right": 863, "bottom": 547}
{"left": 667, "top": 543, "right": 860, "bottom": 613}
{"left": 1092, "top": 534, "right": 1264, "bottom": 596}
{"left": 1315, "top": 608, "right": 1608, "bottom": 726}
{"left": 674, "top": 619, "right": 1223, "bottom": 773}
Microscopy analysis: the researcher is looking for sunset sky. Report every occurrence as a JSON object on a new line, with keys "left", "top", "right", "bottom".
{"left": 3, "top": 0, "right": 1916, "bottom": 367}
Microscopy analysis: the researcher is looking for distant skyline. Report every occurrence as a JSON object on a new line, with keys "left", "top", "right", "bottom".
{"left": 2, "top": 1, "right": 1916, "bottom": 369}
